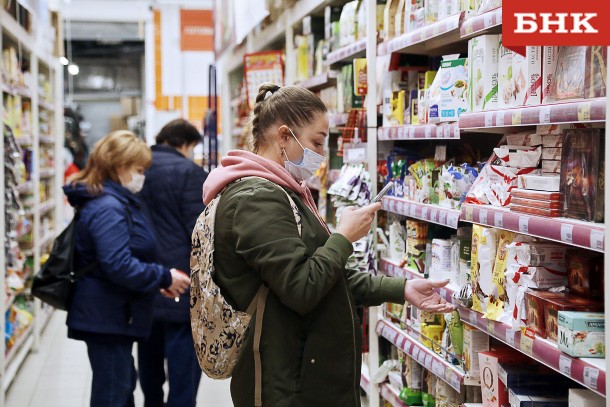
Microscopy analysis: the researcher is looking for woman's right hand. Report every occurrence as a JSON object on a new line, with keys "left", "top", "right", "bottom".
{"left": 336, "top": 203, "right": 382, "bottom": 243}
{"left": 163, "top": 268, "right": 191, "bottom": 298}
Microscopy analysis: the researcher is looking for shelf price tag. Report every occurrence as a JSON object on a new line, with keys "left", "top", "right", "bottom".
{"left": 422, "top": 207, "right": 429, "bottom": 219}
{"left": 506, "top": 330, "right": 516, "bottom": 347}
{"left": 439, "top": 211, "right": 448, "bottom": 225}
{"left": 583, "top": 366, "right": 599, "bottom": 390}
{"left": 464, "top": 205, "right": 474, "bottom": 220}
{"left": 409, "top": 205, "right": 417, "bottom": 217}
{"left": 453, "top": 124, "right": 460, "bottom": 138}
{"left": 484, "top": 11, "right": 494, "bottom": 27}
{"left": 539, "top": 106, "right": 551, "bottom": 124}
{"left": 412, "top": 347, "right": 420, "bottom": 361}
{"left": 494, "top": 212, "right": 504, "bottom": 228}
{"left": 487, "top": 320, "right": 495, "bottom": 335}
{"left": 469, "top": 311, "right": 478, "bottom": 326}
{"left": 559, "top": 355, "right": 572, "bottom": 376}
{"left": 443, "top": 125, "right": 451, "bottom": 138}
{"left": 479, "top": 209, "right": 488, "bottom": 224}
{"left": 425, "top": 126, "right": 432, "bottom": 139}
{"left": 520, "top": 328, "right": 535, "bottom": 356}
{"left": 430, "top": 209, "right": 438, "bottom": 222}
{"left": 561, "top": 224, "right": 574, "bottom": 244}
{"left": 432, "top": 361, "right": 445, "bottom": 378}
{"left": 409, "top": 127, "right": 416, "bottom": 138}
{"left": 578, "top": 102, "right": 592, "bottom": 122}
{"left": 448, "top": 212, "right": 460, "bottom": 228}
{"left": 464, "top": 23, "right": 474, "bottom": 35}
{"left": 485, "top": 112, "right": 494, "bottom": 127}
{"left": 449, "top": 373, "right": 461, "bottom": 392}
{"left": 590, "top": 229, "right": 604, "bottom": 251}
{"left": 424, "top": 354, "right": 433, "bottom": 370}
{"left": 512, "top": 111, "right": 522, "bottom": 126}
{"left": 518, "top": 216, "right": 529, "bottom": 234}
{"left": 496, "top": 112, "right": 505, "bottom": 127}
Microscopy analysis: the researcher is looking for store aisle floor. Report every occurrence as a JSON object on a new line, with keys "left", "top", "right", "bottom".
{"left": 6, "top": 311, "right": 233, "bottom": 406}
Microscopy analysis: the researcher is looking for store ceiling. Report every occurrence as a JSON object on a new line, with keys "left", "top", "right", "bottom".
{"left": 67, "top": 21, "right": 142, "bottom": 42}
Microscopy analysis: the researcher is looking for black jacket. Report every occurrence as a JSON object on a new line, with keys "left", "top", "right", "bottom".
{"left": 139, "top": 144, "right": 208, "bottom": 322}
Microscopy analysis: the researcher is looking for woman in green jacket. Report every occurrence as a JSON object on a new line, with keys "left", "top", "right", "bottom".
{"left": 202, "top": 83, "right": 454, "bottom": 406}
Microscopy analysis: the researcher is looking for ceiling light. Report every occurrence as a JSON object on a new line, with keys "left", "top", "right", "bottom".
{"left": 60, "top": 56, "right": 69, "bottom": 66}
{"left": 68, "top": 64, "right": 80, "bottom": 75}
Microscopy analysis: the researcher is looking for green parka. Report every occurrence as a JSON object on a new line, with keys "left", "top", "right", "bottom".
{"left": 213, "top": 177, "right": 406, "bottom": 406}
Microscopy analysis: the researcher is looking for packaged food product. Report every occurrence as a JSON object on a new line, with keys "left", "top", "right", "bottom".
{"left": 511, "top": 197, "right": 561, "bottom": 209}
{"left": 506, "top": 241, "right": 566, "bottom": 268}
{"left": 467, "top": 166, "right": 538, "bottom": 207}
{"left": 421, "top": 322, "right": 444, "bottom": 352}
{"left": 550, "top": 46, "right": 587, "bottom": 101}
{"left": 404, "top": 0, "right": 425, "bottom": 33}
{"left": 541, "top": 134, "right": 562, "bottom": 147}
{"left": 485, "top": 230, "right": 515, "bottom": 321}
{"left": 525, "top": 290, "right": 568, "bottom": 338}
{"left": 394, "top": 0, "right": 407, "bottom": 37}
{"left": 463, "top": 324, "right": 490, "bottom": 380}
{"left": 510, "top": 188, "right": 562, "bottom": 201}
{"left": 511, "top": 265, "right": 568, "bottom": 289}
{"left": 383, "top": 0, "right": 399, "bottom": 40}
{"left": 541, "top": 160, "right": 561, "bottom": 174}
{"left": 479, "top": 348, "right": 530, "bottom": 407}
{"left": 513, "top": 46, "right": 543, "bottom": 106}
{"left": 545, "top": 295, "right": 603, "bottom": 343}
{"left": 560, "top": 129, "right": 605, "bottom": 222}
{"left": 566, "top": 250, "right": 604, "bottom": 298}
{"left": 425, "top": 0, "right": 440, "bottom": 24}
{"left": 510, "top": 205, "right": 561, "bottom": 217}
{"left": 410, "top": 89, "right": 419, "bottom": 125}
{"left": 430, "top": 239, "right": 452, "bottom": 282}
{"left": 541, "top": 147, "right": 562, "bottom": 161}
{"left": 493, "top": 145, "right": 541, "bottom": 168}
{"left": 400, "top": 356, "right": 423, "bottom": 405}
{"left": 353, "top": 58, "right": 367, "bottom": 96}
{"left": 498, "top": 35, "right": 515, "bottom": 109}
{"left": 469, "top": 35, "right": 500, "bottom": 112}
{"left": 471, "top": 225, "right": 498, "bottom": 313}
{"left": 569, "top": 389, "right": 606, "bottom": 407}
{"left": 517, "top": 174, "right": 560, "bottom": 192}
{"left": 406, "top": 220, "right": 428, "bottom": 273}
{"left": 506, "top": 132, "right": 542, "bottom": 146}
{"left": 389, "top": 220, "right": 407, "bottom": 260}
{"left": 476, "top": 0, "right": 500, "bottom": 14}
{"left": 339, "top": 1, "right": 359, "bottom": 47}
{"left": 542, "top": 46, "right": 559, "bottom": 104}
{"left": 428, "top": 55, "right": 469, "bottom": 123}
{"left": 584, "top": 46, "right": 607, "bottom": 99}
{"left": 558, "top": 311, "right": 605, "bottom": 358}
{"left": 509, "top": 389, "right": 568, "bottom": 407}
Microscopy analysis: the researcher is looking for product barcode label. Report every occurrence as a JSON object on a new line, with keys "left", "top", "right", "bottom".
{"left": 518, "top": 216, "right": 529, "bottom": 234}
{"left": 506, "top": 330, "right": 516, "bottom": 347}
{"left": 425, "top": 126, "right": 432, "bottom": 139}
{"left": 430, "top": 209, "right": 438, "bottom": 222}
{"left": 422, "top": 207, "right": 429, "bottom": 219}
{"left": 539, "top": 106, "right": 551, "bottom": 124}
{"left": 439, "top": 211, "right": 447, "bottom": 225}
{"left": 494, "top": 212, "right": 503, "bottom": 228}
{"left": 561, "top": 224, "right": 574, "bottom": 244}
{"left": 590, "top": 229, "right": 604, "bottom": 251}
{"left": 559, "top": 355, "right": 572, "bottom": 376}
{"left": 512, "top": 111, "right": 522, "bottom": 125}
{"left": 479, "top": 209, "right": 488, "bottom": 224}
{"left": 496, "top": 112, "right": 505, "bottom": 127}
{"left": 583, "top": 366, "right": 599, "bottom": 390}
{"left": 469, "top": 311, "right": 478, "bottom": 326}
{"left": 485, "top": 112, "right": 493, "bottom": 127}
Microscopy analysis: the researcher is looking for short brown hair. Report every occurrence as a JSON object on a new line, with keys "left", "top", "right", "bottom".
{"left": 242, "top": 83, "right": 327, "bottom": 152}
{"left": 70, "top": 130, "right": 152, "bottom": 194}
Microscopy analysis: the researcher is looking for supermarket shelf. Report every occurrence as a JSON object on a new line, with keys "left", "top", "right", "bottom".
{"left": 3, "top": 323, "right": 34, "bottom": 391}
{"left": 380, "top": 383, "right": 408, "bottom": 407}
{"left": 15, "top": 224, "right": 32, "bottom": 240}
{"left": 378, "top": 13, "right": 463, "bottom": 56}
{"left": 16, "top": 181, "right": 33, "bottom": 195}
{"left": 360, "top": 363, "right": 370, "bottom": 395}
{"left": 327, "top": 38, "right": 367, "bottom": 67}
{"left": 458, "top": 98, "right": 606, "bottom": 130}
{"left": 379, "top": 258, "right": 457, "bottom": 304}
{"left": 39, "top": 135, "right": 55, "bottom": 144}
{"left": 377, "top": 318, "right": 464, "bottom": 392}
{"left": 40, "top": 231, "right": 56, "bottom": 249}
{"left": 461, "top": 307, "right": 606, "bottom": 397}
{"left": 329, "top": 169, "right": 341, "bottom": 183}
{"left": 382, "top": 197, "right": 461, "bottom": 229}
{"left": 378, "top": 123, "right": 460, "bottom": 141}
{"left": 0, "top": 8, "right": 34, "bottom": 52}
{"left": 15, "top": 135, "right": 33, "bottom": 146}
{"left": 39, "top": 168, "right": 55, "bottom": 178}
{"left": 460, "top": 204, "right": 605, "bottom": 253}
{"left": 5, "top": 293, "right": 16, "bottom": 312}
{"left": 38, "top": 305, "right": 54, "bottom": 334}
{"left": 39, "top": 200, "right": 56, "bottom": 215}
{"left": 329, "top": 112, "right": 348, "bottom": 128}
{"left": 460, "top": 7, "right": 502, "bottom": 39}
{"left": 39, "top": 100, "right": 55, "bottom": 111}
{"left": 288, "top": 0, "right": 332, "bottom": 27}
{"left": 250, "top": 12, "right": 286, "bottom": 54}
{"left": 1, "top": 83, "right": 33, "bottom": 99}
{"left": 296, "top": 71, "right": 338, "bottom": 92}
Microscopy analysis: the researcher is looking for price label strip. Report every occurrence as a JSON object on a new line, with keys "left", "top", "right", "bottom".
{"left": 590, "top": 229, "right": 604, "bottom": 251}
{"left": 469, "top": 311, "right": 478, "bottom": 326}
{"left": 518, "top": 216, "right": 529, "bottom": 234}
{"left": 520, "top": 328, "right": 535, "bottom": 356}
{"left": 583, "top": 366, "right": 599, "bottom": 390}
{"left": 496, "top": 112, "right": 505, "bottom": 127}
{"left": 479, "top": 209, "right": 488, "bottom": 224}
{"left": 506, "top": 329, "right": 516, "bottom": 347}
{"left": 578, "top": 102, "right": 592, "bottom": 122}
{"left": 559, "top": 354, "right": 572, "bottom": 377}
{"left": 561, "top": 224, "right": 574, "bottom": 244}
{"left": 512, "top": 110, "right": 522, "bottom": 126}
{"left": 494, "top": 212, "right": 503, "bottom": 228}
{"left": 439, "top": 211, "right": 448, "bottom": 225}
{"left": 425, "top": 126, "right": 432, "bottom": 139}
{"left": 539, "top": 106, "right": 551, "bottom": 124}
{"left": 485, "top": 112, "right": 494, "bottom": 127}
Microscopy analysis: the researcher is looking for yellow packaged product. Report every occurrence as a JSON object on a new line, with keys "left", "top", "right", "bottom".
{"left": 484, "top": 230, "right": 516, "bottom": 321}
{"left": 471, "top": 225, "right": 498, "bottom": 313}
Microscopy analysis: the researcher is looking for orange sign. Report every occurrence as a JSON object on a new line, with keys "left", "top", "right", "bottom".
{"left": 180, "top": 9, "right": 214, "bottom": 51}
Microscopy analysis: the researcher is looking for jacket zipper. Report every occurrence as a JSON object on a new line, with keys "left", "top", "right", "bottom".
{"left": 342, "top": 274, "right": 359, "bottom": 406}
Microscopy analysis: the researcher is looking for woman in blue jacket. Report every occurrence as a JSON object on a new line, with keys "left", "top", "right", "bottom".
{"left": 63, "top": 131, "right": 191, "bottom": 407}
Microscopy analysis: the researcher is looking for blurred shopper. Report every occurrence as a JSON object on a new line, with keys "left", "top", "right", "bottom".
{"left": 138, "top": 119, "right": 208, "bottom": 407}
{"left": 63, "top": 131, "right": 191, "bottom": 407}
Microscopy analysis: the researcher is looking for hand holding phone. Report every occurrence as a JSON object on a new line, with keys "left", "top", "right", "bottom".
{"left": 372, "top": 183, "right": 393, "bottom": 203}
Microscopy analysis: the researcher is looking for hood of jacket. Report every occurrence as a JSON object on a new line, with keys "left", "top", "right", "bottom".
{"left": 202, "top": 150, "right": 324, "bottom": 227}
{"left": 63, "top": 180, "right": 137, "bottom": 208}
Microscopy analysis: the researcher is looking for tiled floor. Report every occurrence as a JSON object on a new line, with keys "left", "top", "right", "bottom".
{"left": 6, "top": 311, "right": 233, "bottom": 406}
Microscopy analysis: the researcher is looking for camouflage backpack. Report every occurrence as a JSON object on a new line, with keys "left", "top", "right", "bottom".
{"left": 190, "top": 177, "right": 301, "bottom": 406}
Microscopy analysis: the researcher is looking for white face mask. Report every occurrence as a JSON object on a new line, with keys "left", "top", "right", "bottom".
{"left": 123, "top": 172, "right": 146, "bottom": 194}
{"left": 283, "top": 129, "right": 325, "bottom": 182}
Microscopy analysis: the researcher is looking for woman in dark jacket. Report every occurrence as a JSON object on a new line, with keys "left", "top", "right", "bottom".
{"left": 138, "top": 119, "right": 208, "bottom": 407}
{"left": 63, "top": 131, "right": 191, "bottom": 407}
{"left": 201, "top": 84, "right": 454, "bottom": 407}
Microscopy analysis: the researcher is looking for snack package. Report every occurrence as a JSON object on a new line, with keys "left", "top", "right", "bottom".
{"left": 430, "top": 239, "right": 453, "bottom": 282}
{"left": 541, "top": 147, "right": 562, "bottom": 161}
{"left": 558, "top": 311, "right": 605, "bottom": 358}
{"left": 406, "top": 220, "right": 428, "bottom": 274}
{"left": 566, "top": 250, "right": 604, "bottom": 298}
{"left": 511, "top": 197, "right": 561, "bottom": 209}
{"left": 510, "top": 266, "right": 568, "bottom": 289}
{"left": 511, "top": 205, "right": 561, "bottom": 217}
{"left": 468, "top": 166, "right": 538, "bottom": 207}
{"left": 493, "top": 145, "right": 542, "bottom": 168}
{"left": 509, "top": 389, "right": 568, "bottom": 407}
{"left": 542, "top": 46, "right": 559, "bottom": 104}
{"left": 389, "top": 220, "right": 407, "bottom": 260}
{"left": 339, "top": 1, "right": 359, "bottom": 47}
{"left": 479, "top": 348, "right": 530, "bottom": 407}
{"left": 498, "top": 34, "right": 515, "bottom": 109}
{"left": 463, "top": 324, "right": 490, "bottom": 382}
{"left": 394, "top": 0, "right": 407, "bottom": 38}
{"left": 513, "top": 46, "right": 542, "bottom": 106}
{"left": 585, "top": 46, "right": 607, "bottom": 99}
{"left": 510, "top": 188, "right": 562, "bottom": 201}
{"left": 400, "top": 356, "right": 423, "bottom": 405}
{"left": 471, "top": 225, "right": 498, "bottom": 313}
{"left": 541, "top": 134, "right": 562, "bottom": 147}
{"left": 569, "top": 389, "right": 606, "bottom": 407}
{"left": 404, "top": 0, "right": 425, "bottom": 33}
{"left": 428, "top": 55, "right": 469, "bottom": 123}
{"left": 541, "top": 160, "right": 561, "bottom": 174}
{"left": 438, "top": 163, "right": 479, "bottom": 209}
{"left": 485, "top": 230, "right": 515, "bottom": 321}
{"left": 550, "top": 46, "right": 587, "bottom": 101}
{"left": 517, "top": 174, "right": 560, "bottom": 192}
{"left": 525, "top": 290, "right": 568, "bottom": 338}
{"left": 506, "top": 241, "right": 567, "bottom": 268}
{"left": 469, "top": 35, "right": 500, "bottom": 112}
{"left": 506, "top": 132, "right": 542, "bottom": 146}
{"left": 476, "top": 0, "right": 501, "bottom": 14}
{"left": 560, "top": 129, "right": 605, "bottom": 222}
{"left": 544, "top": 295, "right": 604, "bottom": 343}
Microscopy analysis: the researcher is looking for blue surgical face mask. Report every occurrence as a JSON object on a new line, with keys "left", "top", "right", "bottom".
{"left": 283, "top": 129, "right": 325, "bottom": 182}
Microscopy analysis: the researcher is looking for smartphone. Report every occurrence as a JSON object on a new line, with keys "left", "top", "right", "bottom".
{"left": 372, "top": 183, "right": 393, "bottom": 203}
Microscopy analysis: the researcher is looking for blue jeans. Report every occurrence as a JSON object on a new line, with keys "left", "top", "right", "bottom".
{"left": 85, "top": 338, "right": 137, "bottom": 407}
{"left": 138, "top": 321, "right": 202, "bottom": 407}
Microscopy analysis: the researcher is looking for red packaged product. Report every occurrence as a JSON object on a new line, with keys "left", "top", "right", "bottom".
{"left": 510, "top": 205, "right": 561, "bottom": 217}
{"left": 544, "top": 295, "right": 604, "bottom": 342}
{"left": 541, "top": 160, "right": 561, "bottom": 174}
{"left": 511, "top": 197, "right": 561, "bottom": 209}
{"left": 511, "top": 188, "right": 562, "bottom": 201}
{"left": 566, "top": 249, "right": 604, "bottom": 298}
{"left": 525, "top": 290, "right": 567, "bottom": 338}
{"left": 541, "top": 147, "right": 562, "bottom": 161}
{"left": 541, "top": 134, "right": 562, "bottom": 148}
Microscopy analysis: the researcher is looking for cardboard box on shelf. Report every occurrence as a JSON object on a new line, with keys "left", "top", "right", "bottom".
{"left": 545, "top": 295, "right": 603, "bottom": 343}
{"left": 498, "top": 35, "right": 514, "bottom": 109}
{"left": 542, "top": 46, "right": 559, "bottom": 104}
{"left": 541, "top": 160, "right": 561, "bottom": 174}
{"left": 463, "top": 324, "right": 490, "bottom": 380}
{"left": 541, "top": 134, "right": 563, "bottom": 148}
{"left": 584, "top": 46, "right": 607, "bottom": 99}
{"left": 558, "top": 311, "right": 605, "bottom": 358}
{"left": 513, "top": 46, "right": 542, "bottom": 106}
{"left": 566, "top": 250, "right": 604, "bottom": 299}
{"left": 469, "top": 35, "right": 500, "bottom": 112}
{"left": 428, "top": 55, "right": 469, "bottom": 123}
{"left": 541, "top": 147, "right": 562, "bottom": 161}
{"left": 517, "top": 174, "right": 560, "bottom": 192}
{"left": 479, "top": 348, "right": 530, "bottom": 407}
{"left": 569, "top": 389, "right": 605, "bottom": 407}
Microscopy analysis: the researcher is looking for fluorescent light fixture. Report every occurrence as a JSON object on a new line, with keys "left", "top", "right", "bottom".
{"left": 60, "top": 56, "right": 69, "bottom": 66}
{"left": 68, "top": 64, "right": 80, "bottom": 75}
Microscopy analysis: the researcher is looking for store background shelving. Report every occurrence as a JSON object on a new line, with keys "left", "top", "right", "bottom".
{"left": 217, "top": 1, "right": 610, "bottom": 406}
{"left": 0, "top": 2, "right": 64, "bottom": 403}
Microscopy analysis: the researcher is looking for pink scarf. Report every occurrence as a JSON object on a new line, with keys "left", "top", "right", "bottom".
{"left": 202, "top": 150, "right": 328, "bottom": 232}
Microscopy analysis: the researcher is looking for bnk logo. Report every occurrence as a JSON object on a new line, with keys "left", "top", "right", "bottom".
{"left": 503, "top": 0, "right": 610, "bottom": 54}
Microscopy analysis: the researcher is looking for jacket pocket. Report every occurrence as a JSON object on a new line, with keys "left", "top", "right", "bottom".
{"left": 294, "top": 336, "right": 316, "bottom": 393}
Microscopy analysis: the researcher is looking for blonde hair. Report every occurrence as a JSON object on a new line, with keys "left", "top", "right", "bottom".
{"left": 70, "top": 130, "right": 152, "bottom": 194}
{"left": 242, "top": 83, "right": 327, "bottom": 152}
